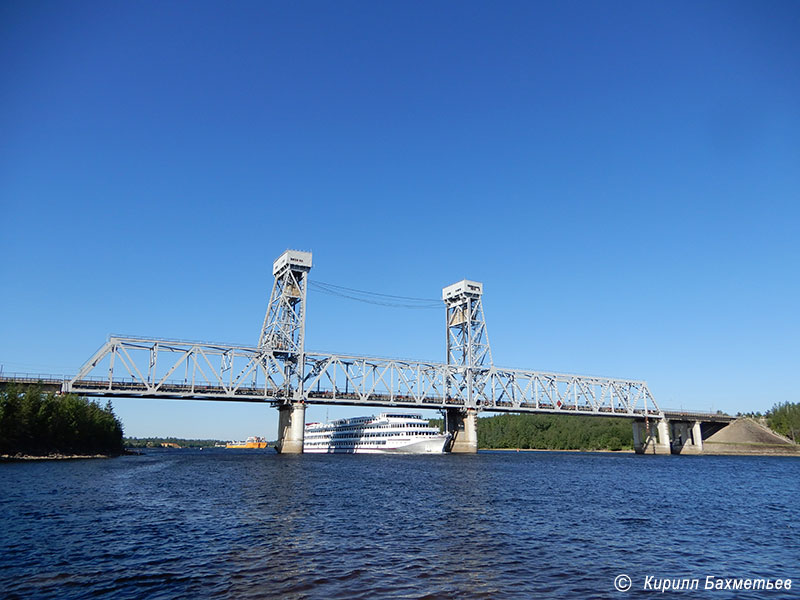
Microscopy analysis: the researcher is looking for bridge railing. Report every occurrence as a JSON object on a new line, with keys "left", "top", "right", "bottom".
{"left": 69, "top": 376, "right": 281, "bottom": 399}
{"left": 0, "top": 372, "right": 68, "bottom": 384}
{"left": 661, "top": 409, "right": 735, "bottom": 422}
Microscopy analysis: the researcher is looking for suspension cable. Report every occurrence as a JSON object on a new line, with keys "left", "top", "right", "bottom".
{"left": 309, "top": 280, "right": 441, "bottom": 309}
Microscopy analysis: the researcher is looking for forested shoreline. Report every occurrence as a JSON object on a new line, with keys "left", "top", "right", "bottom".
{"left": 431, "top": 413, "right": 635, "bottom": 450}
{"left": 767, "top": 402, "right": 799, "bottom": 442}
{"left": 477, "top": 413, "right": 634, "bottom": 450}
{"left": 4, "top": 386, "right": 794, "bottom": 457}
{"left": 438, "top": 403, "right": 800, "bottom": 451}
{"left": 124, "top": 437, "right": 225, "bottom": 448}
{"left": 0, "top": 386, "right": 124, "bottom": 457}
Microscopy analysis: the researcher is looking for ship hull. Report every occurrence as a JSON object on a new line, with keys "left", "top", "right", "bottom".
{"left": 226, "top": 443, "right": 268, "bottom": 449}
{"left": 304, "top": 434, "right": 450, "bottom": 454}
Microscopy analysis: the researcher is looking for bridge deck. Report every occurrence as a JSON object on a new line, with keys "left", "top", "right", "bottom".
{"left": 0, "top": 374, "right": 66, "bottom": 392}
{"left": 662, "top": 410, "right": 736, "bottom": 423}
{"left": 3, "top": 374, "right": 732, "bottom": 422}
{"left": 61, "top": 378, "right": 660, "bottom": 417}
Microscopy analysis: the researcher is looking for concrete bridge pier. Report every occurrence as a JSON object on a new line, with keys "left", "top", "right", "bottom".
{"left": 276, "top": 402, "right": 306, "bottom": 454}
{"left": 633, "top": 419, "right": 671, "bottom": 454}
{"left": 655, "top": 419, "right": 672, "bottom": 454}
{"left": 632, "top": 420, "right": 645, "bottom": 453}
{"left": 692, "top": 421, "right": 703, "bottom": 452}
{"left": 446, "top": 407, "right": 478, "bottom": 453}
{"left": 669, "top": 420, "right": 704, "bottom": 454}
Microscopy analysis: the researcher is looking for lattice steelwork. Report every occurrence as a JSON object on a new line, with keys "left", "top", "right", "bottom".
{"left": 258, "top": 250, "right": 311, "bottom": 355}
{"left": 66, "top": 342, "right": 660, "bottom": 417}
{"left": 67, "top": 336, "right": 288, "bottom": 401}
{"left": 442, "top": 279, "right": 493, "bottom": 407}
{"left": 301, "top": 353, "right": 659, "bottom": 417}
{"left": 258, "top": 249, "right": 311, "bottom": 402}
{"left": 65, "top": 249, "right": 662, "bottom": 419}
{"left": 443, "top": 280, "right": 492, "bottom": 367}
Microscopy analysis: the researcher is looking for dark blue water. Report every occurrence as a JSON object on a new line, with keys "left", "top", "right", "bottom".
{"left": 1, "top": 450, "right": 797, "bottom": 599}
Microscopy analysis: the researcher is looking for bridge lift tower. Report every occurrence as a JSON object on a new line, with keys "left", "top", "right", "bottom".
{"left": 443, "top": 280, "right": 491, "bottom": 452}
{"left": 258, "top": 250, "right": 312, "bottom": 453}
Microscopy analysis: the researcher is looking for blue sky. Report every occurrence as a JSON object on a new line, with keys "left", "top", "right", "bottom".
{"left": 1, "top": 1, "right": 798, "bottom": 440}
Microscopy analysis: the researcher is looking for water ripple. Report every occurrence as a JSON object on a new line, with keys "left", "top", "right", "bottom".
{"left": 1, "top": 451, "right": 797, "bottom": 599}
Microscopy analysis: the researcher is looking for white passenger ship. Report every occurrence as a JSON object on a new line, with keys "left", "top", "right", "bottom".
{"left": 304, "top": 413, "right": 451, "bottom": 454}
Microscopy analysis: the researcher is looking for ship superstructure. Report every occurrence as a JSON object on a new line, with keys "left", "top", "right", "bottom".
{"left": 304, "top": 413, "right": 450, "bottom": 454}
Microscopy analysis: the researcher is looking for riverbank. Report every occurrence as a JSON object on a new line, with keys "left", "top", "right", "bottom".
{"left": 2, "top": 453, "right": 113, "bottom": 461}
{"left": 484, "top": 447, "right": 635, "bottom": 453}
{"left": 1, "top": 388, "right": 125, "bottom": 458}
{"left": 1, "top": 449, "right": 140, "bottom": 462}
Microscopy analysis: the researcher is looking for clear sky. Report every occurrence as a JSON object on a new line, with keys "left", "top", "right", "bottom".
{"left": 1, "top": 1, "right": 798, "bottom": 440}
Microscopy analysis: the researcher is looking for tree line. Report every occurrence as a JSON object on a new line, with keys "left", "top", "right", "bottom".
{"left": 477, "top": 413, "right": 634, "bottom": 450}
{"left": 767, "top": 402, "right": 800, "bottom": 443}
{"left": 431, "top": 413, "right": 635, "bottom": 450}
{"left": 124, "top": 437, "right": 225, "bottom": 448}
{"left": 0, "top": 385, "right": 124, "bottom": 456}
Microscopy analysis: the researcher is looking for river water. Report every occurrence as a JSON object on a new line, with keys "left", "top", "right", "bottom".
{"left": 1, "top": 450, "right": 797, "bottom": 599}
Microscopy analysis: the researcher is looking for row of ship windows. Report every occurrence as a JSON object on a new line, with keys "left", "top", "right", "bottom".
{"left": 307, "top": 431, "right": 437, "bottom": 439}
{"left": 306, "top": 441, "right": 387, "bottom": 446}
{"left": 315, "top": 423, "right": 430, "bottom": 432}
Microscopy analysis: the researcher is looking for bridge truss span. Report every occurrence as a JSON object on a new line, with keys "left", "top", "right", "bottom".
{"left": 66, "top": 340, "right": 660, "bottom": 417}
{"left": 303, "top": 353, "right": 660, "bottom": 417}
{"left": 66, "top": 336, "right": 292, "bottom": 402}
{"left": 478, "top": 367, "right": 659, "bottom": 416}
{"left": 303, "top": 353, "right": 454, "bottom": 408}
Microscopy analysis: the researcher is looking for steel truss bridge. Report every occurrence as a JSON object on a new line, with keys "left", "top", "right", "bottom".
{"left": 64, "top": 250, "right": 661, "bottom": 422}
{"left": 67, "top": 337, "right": 658, "bottom": 417}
